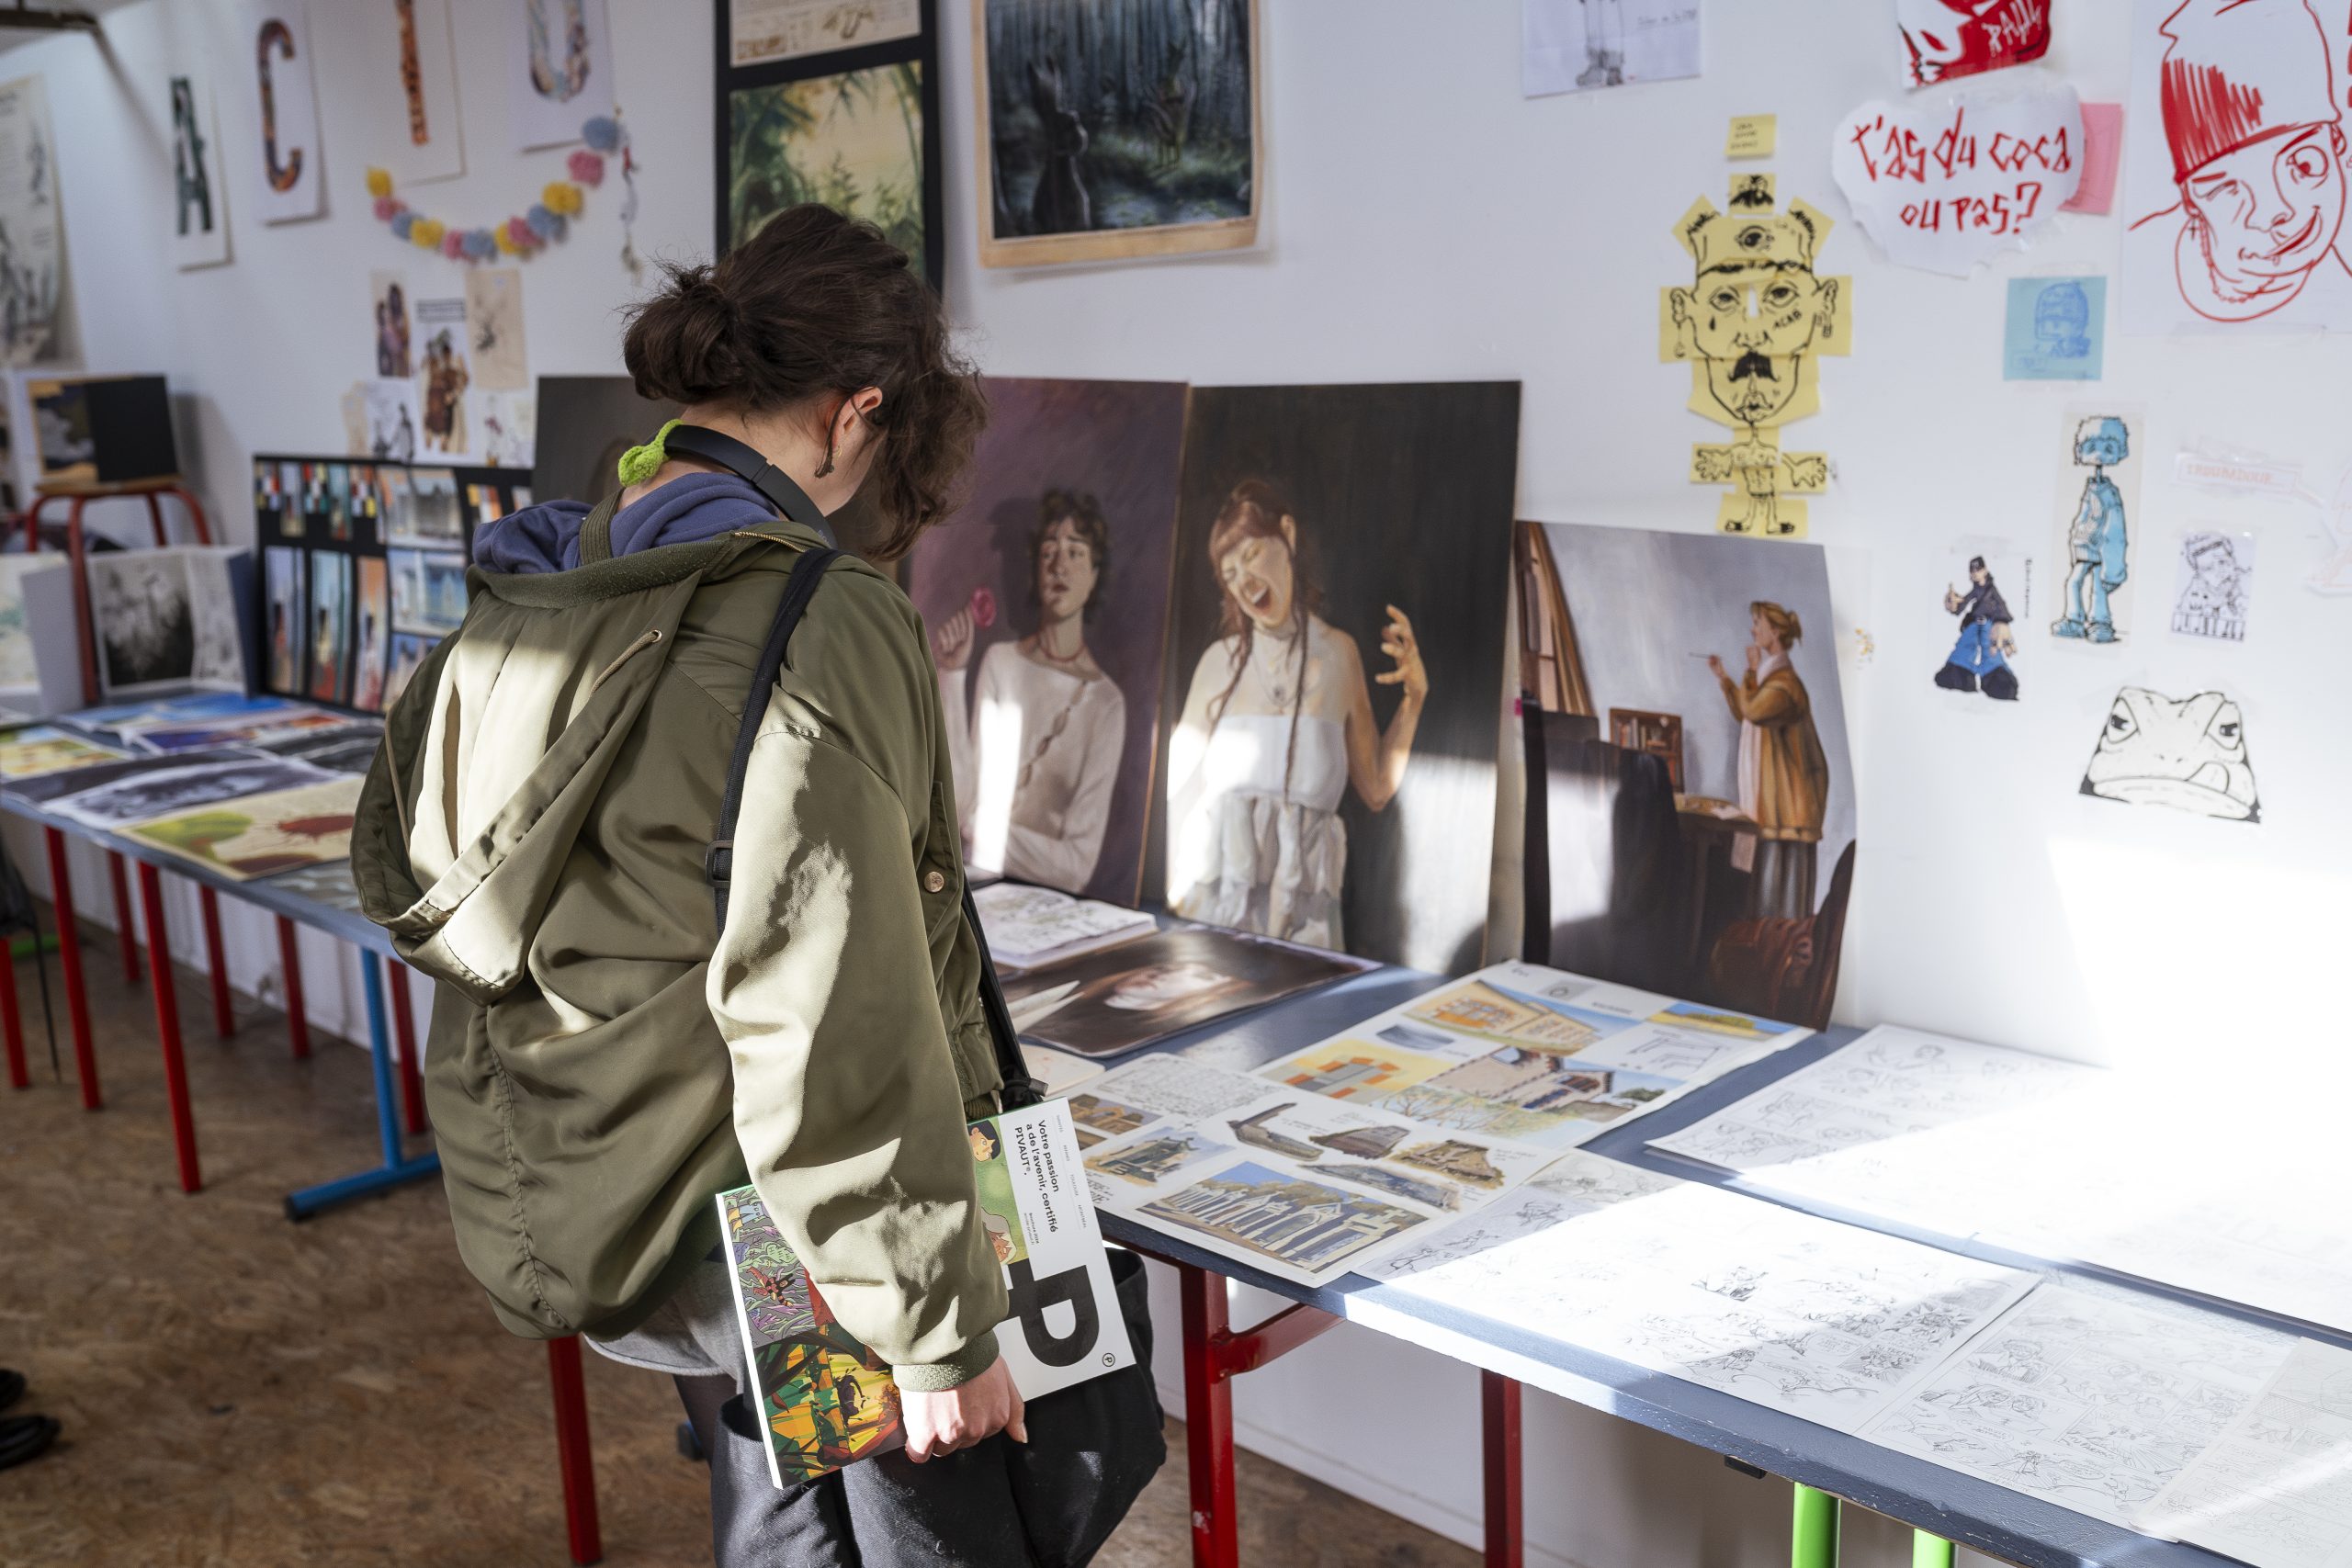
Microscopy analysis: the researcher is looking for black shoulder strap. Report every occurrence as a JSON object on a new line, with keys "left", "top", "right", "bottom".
{"left": 706, "top": 545, "right": 1043, "bottom": 1111}
{"left": 707, "top": 545, "right": 839, "bottom": 927}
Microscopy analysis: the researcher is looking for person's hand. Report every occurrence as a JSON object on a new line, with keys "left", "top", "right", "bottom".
{"left": 901, "top": 1358, "right": 1025, "bottom": 1462}
{"left": 1375, "top": 605, "right": 1427, "bottom": 703}
{"left": 932, "top": 607, "right": 974, "bottom": 671}
{"left": 1705, "top": 654, "right": 1726, "bottom": 680}
{"left": 1744, "top": 643, "right": 1762, "bottom": 673}
{"left": 1942, "top": 586, "right": 1962, "bottom": 615}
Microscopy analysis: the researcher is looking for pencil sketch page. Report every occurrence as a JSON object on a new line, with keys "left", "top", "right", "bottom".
{"left": 1861, "top": 1284, "right": 2293, "bottom": 1528}
{"left": 2142, "top": 1337, "right": 2352, "bottom": 1568}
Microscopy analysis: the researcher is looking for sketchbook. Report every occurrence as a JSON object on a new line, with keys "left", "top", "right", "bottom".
{"left": 719, "top": 1099, "right": 1134, "bottom": 1489}
{"left": 970, "top": 880, "right": 1157, "bottom": 970}
{"left": 2140, "top": 1337, "right": 2352, "bottom": 1568}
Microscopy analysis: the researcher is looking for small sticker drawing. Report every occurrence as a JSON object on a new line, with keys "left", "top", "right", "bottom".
{"left": 2171, "top": 529, "right": 2256, "bottom": 640}
{"left": 2052, "top": 411, "right": 2142, "bottom": 644}
{"left": 2121, "top": 0, "right": 2352, "bottom": 332}
{"left": 1899, "top": 0, "right": 2053, "bottom": 88}
{"left": 2080, "top": 686, "right": 2259, "bottom": 822}
{"left": 1934, "top": 550, "right": 2027, "bottom": 701}
{"left": 1660, "top": 192, "right": 1850, "bottom": 539}
{"left": 2003, "top": 277, "right": 2106, "bottom": 379}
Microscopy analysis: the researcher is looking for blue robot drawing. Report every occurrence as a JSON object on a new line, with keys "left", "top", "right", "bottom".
{"left": 2054, "top": 416, "right": 2130, "bottom": 643}
{"left": 2032, "top": 282, "right": 2091, "bottom": 360}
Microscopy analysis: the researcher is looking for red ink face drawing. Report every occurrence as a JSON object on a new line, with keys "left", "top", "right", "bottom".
{"left": 2183, "top": 124, "right": 2347, "bottom": 286}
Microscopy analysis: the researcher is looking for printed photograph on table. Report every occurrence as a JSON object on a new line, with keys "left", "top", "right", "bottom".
{"left": 1137, "top": 1159, "right": 1427, "bottom": 1281}
{"left": 973, "top": 0, "right": 1259, "bottom": 267}
{"left": 242, "top": 2, "right": 325, "bottom": 223}
{"left": 169, "top": 72, "right": 231, "bottom": 269}
{"left": 508, "top": 0, "right": 616, "bottom": 152}
{"left": 0, "top": 727, "right": 125, "bottom": 781}
{"left": 1085, "top": 1125, "right": 1230, "bottom": 1190}
{"left": 908, "top": 378, "right": 1188, "bottom": 901}
{"left": 1001, "top": 924, "right": 1369, "bottom": 1059}
{"left": 126, "top": 775, "right": 362, "bottom": 881}
{"left": 2049, "top": 406, "right": 2143, "bottom": 645}
{"left": 1514, "top": 522, "right": 1858, "bottom": 1029}
{"left": 264, "top": 547, "right": 306, "bottom": 695}
{"left": 306, "top": 552, "right": 352, "bottom": 705}
{"left": 1521, "top": 0, "right": 1702, "bottom": 97}
{"left": 1897, "top": 0, "right": 2051, "bottom": 87}
{"left": 1931, "top": 544, "right": 2030, "bottom": 703}
{"left": 2080, "top": 685, "right": 2259, "bottom": 823}
{"left": 390, "top": 548, "right": 469, "bottom": 637}
{"left": 725, "top": 62, "right": 932, "bottom": 278}
{"left": 1159, "top": 382, "right": 1521, "bottom": 976}
{"left": 729, "top": 0, "right": 920, "bottom": 63}
{"left": 2171, "top": 528, "right": 2256, "bottom": 642}
{"left": 2121, "top": 0, "right": 2352, "bottom": 332}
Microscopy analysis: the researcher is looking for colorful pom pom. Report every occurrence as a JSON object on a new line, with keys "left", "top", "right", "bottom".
{"left": 463, "top": 229, "right": 498, "bottom": 259}
{"left": 542, "top": 181, "right": 584, "bottom": 217}
{"left": 616, "top": 419, "right": 681, "bottom": 485}
{"left": 390, "top": 212, "right": 416, "bottom": 241}
{"left": 567, "top": 149, "right": 605, "bottom": 187}
{"left": 410, "top": 217, "right": 447, "bottom": 249}
{"left": 582, "top": 116, "right": 623, "bottom": 153}
{"left": 372, "top": 196, "right": 401, "bottom": 222}
{"left": 525, "top": 203, "right": 564, "bottom": 242}
{"left": 441, "top": 231, "right": 467, "bottom": 259}
{"left": 366, "top": 167, "right": 393, "bottom": 199}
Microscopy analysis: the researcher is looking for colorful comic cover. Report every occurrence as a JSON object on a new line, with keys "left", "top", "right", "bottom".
{"left": 718, "top": 1099, "right": 1134, "bottom": 1490}
{"left": 122, "top": 776, "right": 361, "bottom": 880}
{"left": 0, "top": 727, "right": 128, "bottom": 781}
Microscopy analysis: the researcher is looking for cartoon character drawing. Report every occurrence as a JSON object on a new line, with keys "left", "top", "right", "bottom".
{"left": 2054, "top": 417, "right": 2132, "bottom": 643}
{"left": 2132, "top": 0, "right": 2352, "bottom": 324}
{"left": 1577, "top": 0, "right": 1628, "bottom": 87}
{"left": 2079, "top": 686, "right": 2259, "bottom": 822}
{"left": 2031, "top": 280, "right": 2093, "bottom": 359}
{"left": 2171, "top": 531, "right": 2252, "bottom": 640}
{"left": 1936, "top": 556, "right": 2019, "bottom": 700}
{"left": 1666, "top": 197, "right": 1847, "bottom": 539}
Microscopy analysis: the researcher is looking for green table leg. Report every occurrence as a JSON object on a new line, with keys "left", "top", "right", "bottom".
{"left": 1913, "top": 1531, "right": 1956, "bottom": 1568}
{"left": 1792, "top": 1483, "right": 1841, "bottom": 1568}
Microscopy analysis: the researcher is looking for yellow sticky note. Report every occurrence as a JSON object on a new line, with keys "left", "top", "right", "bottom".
{"left": 1726, "top": 115, "right": 1777, "bottom": 159}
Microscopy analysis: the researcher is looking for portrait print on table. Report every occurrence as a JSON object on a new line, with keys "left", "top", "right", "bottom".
{"left": 1898, "top": 0, "right": 2052, "bottom": 88}
{"left": 1158, "top": 382, "right": 1521, "bottom": 976}
{"left": 2171, "top": 528, "right": 2256, "bottom": 641}
{"left": 1000, "top": 924, "right": 1368, "bottom": 1059}
{"left": 355, "top": 0, "right": 464, "bottom": 185}
{"left": 1521, "top": 0, "right": 1702, "bottom": 98}
{"left": 2050, "top": 406, "right": 2143, "bottom": 645}
{"left": 908, "top": 378, "right": 1187, "bottom": 901}
{"left": 169, "top": 72, "right": 231, "bottom": 269}
{"left": 241, "top": 3, "right": 324, "bottom": 223}
{"left": 2122, "top": 0, "right": 2352, "bottom": 332}
{"left": 1514, "top": 523, "right": 1859, "bottom": 1029}
{"left": 1932, "top": 543, "right": 2030, "bottom": 702}
{"left": 2002, "top": 276, "right": 2106, "bottom": 379}
{"left": 1661, "top": 188, "right": 1850, "bottom": 538}
{"left": 507, "top": 0, "right": 615, "bottom": 152}
{"left": 2080, "top": 685, "right": 2259, "bottom": 823}
{"left": 973, "top": 0, "right": 1260, "bottom": 267}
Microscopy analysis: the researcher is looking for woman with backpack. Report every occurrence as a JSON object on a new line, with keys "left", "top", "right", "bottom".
{"left": 352, "top": 205, "right": 1158, "bottom": 1565}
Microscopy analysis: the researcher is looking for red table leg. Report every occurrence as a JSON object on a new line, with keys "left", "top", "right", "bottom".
{"left": 388, "top": 964, "right": 426, "bottom": 1135}
{"left": 135, "top": 862, "right": 200, "bottom": 1194}
{"left": 1, "top": 931, "right": 23, "bottom": 1089}
{"left": 1483, "top": 1371, "right": 1523, "bottom": 1568}
{"left": 64, "top": 494, "right": 96, "bottom": 706}
{"left": 276, "top": 916, "right": 310, "bottom": 1060}
{"left": 107, "top": 851, "right": 140, "bottom": 984}
{"left": 546, "top": 1337, "right": 604, "bottom": 1566}
{"left": 1180, "top": 1264, "right": 1240, "bottom": 1568}
{"left": 42, "top": 828, "right": 98, "bottom": 1111}
{"left": 198, "top": 887, "right": 234, "bottom": 1038}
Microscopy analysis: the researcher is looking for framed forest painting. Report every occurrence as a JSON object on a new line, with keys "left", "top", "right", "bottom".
{"left": 716, "top": 0, "right": 944, "bottom": 291}
{"left": 975, "top": 0, "right": 1261, "bottom": 268}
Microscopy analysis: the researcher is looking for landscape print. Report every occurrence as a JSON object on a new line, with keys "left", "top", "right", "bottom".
{"left": 728, "top": 63, "right": 926, "bottom": 266}
{"left": 978, "top": 0, "right": 1258, "bottom": 264}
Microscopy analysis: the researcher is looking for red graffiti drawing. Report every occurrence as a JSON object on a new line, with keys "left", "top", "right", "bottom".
{"left": 1900, "top": 0, "right": 2053, "bottom": 89}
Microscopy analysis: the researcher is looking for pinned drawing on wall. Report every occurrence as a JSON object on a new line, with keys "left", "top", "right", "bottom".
{"left": 463, "top": 267, "right": 527, "bottom": 391}
{"left": 2051, "top": 407, "right": 2143, "bottom": 644}
{"left": 1899, "top": 0, "right": 2052, "bottom": 88}
{"left": 1521, "top": 0, "right": 1702, "bottom": 97}
{"left": 1832, "top": 81, "right": 2082, "bottom": 276}
{"left": 370, "top": 271, "right": 413, "bottom": 378}
{"left": 1933, "top": 545, "right": 2029, "bottom": 701}
{"left": 170, "top": 73, "right": 232, "bottom": 269}
{"left": 509, "top": 0, "right": 615, "bottom": 152}
{"left": 2003, "top": 276, "right": 2106, "bottom": 379}
{"left": 1724, "top": 114, "right": 1775, "bottom": 157}
{"left": 356, "top": 0, "right": 464, "bottom": 184}
{"left": 1728, "top": 173, "right": 1775, "bottom": 210}
{"left": 2171, "top": 528, "right": 2255, "bottom": 640}
{"left": 1661, "top": 192, "right": 1850, "bottom": 539}
{"left": 364, "top": 378, "right": 420, "bottom": 463}
{"left": 973, "top": 0, "right": 1260, "bottom": 268}
{"left": 414, "top": 297, "right": 470, "bottom": 456}
{"left": 729, "top": 0, "right": 920, "bottom": 65}
{"left": 0, "top": 76, "right": 66, "bottom": 365}
{"left": 2122, "top": 0, "right": 2352, "bottom": 331}
{"left": 481, "top": 388, "right": 536, "bottom": 468}
{"left": 2081, "top": 686, "right": 2259, "bottom": 822}
{"left": 243, "top": 3, "right": 325, "bottom": 223}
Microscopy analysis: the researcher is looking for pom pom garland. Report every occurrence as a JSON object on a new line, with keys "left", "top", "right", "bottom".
{"left": 366, "top": 114, "right": 631, "bottom": 265}
{"left": 567, "top": 149, "right": 605, "bottom": 187}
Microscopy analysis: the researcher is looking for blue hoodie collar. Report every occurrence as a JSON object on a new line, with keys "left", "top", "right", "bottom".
{"left": 472, "top": 471, "right": 831, "bottom": 574}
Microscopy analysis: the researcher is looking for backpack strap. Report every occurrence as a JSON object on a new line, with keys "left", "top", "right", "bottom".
{"left": 967, "top": 883, "right": 1044, "bottom": 1111}
{"left": 576, "top": 491, "right": 622, "bottom": 566}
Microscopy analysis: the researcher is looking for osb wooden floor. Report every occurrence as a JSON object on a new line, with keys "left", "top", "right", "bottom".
{"left": 0, "top": 913, "right": 1478, "bottom": 1568}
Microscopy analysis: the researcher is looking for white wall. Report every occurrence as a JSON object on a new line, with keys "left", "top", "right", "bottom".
{"left": 13, "top": 2, "right": 2347, "bottom": 1564}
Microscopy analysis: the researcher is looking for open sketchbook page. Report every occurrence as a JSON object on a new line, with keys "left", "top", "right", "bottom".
{"left": 1860, "top": 1284, "right": 2293, "bottom": 1529}
{"left": 1647, "top": 1026, "right": 2352, "bottom": 1336}
{"left": 1365, "top": 1152, "right": 2034, "bottom": 1434}
{"left": 2140, "top": 1337, "right": 2352, "bottom": 1568}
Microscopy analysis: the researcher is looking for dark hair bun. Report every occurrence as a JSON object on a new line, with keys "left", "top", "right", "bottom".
{"left": 626, "top": 266, "right": 746, "bottom": 407}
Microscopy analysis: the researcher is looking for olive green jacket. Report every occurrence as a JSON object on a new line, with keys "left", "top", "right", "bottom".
{"left": 349, "top": 515, "right": 1008, "bottom": 1390}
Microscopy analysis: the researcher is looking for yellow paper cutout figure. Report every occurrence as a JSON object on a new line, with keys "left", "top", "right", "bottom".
{"left": 1661, "top": 194, "right": 1850, "bottom": 539}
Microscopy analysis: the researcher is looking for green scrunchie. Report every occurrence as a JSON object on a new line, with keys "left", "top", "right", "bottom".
{"left": 616, "top": 418, "right": 681, "bottom": 485}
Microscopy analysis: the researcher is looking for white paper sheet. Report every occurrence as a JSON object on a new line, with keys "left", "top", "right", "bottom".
{"left": 1521, "top": 0, "right": 1701, "bottom": 98}
{"left": 2143, "top": 1338, "right": 2352, "bottom": 1568}
{"left": 1862, "top": 1284, "right": 2293, "bottom": 1528}
{"left": 1832, "top": 78, "right": 2082, "bottom": 276}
